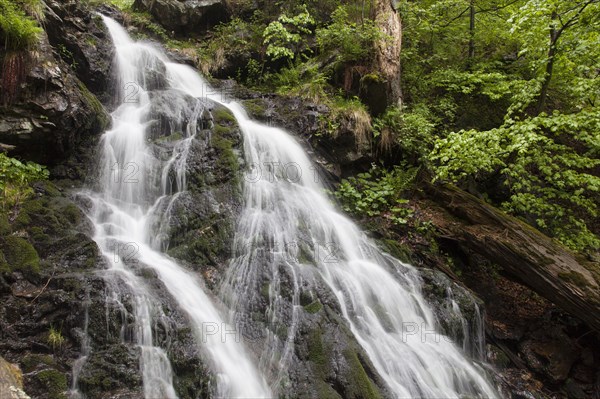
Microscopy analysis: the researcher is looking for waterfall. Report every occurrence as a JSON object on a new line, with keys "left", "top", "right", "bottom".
{"left": 166, "top": 58, "right": 499, "bottom": 399}
{"left": 78, "top": 15, "right": 498, "bottom": 399}
{"left": 76, "top": 16, "right": 271, "bottom": 398}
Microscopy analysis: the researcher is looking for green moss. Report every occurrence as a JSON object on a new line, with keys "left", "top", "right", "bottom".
{"left": 342, "top": 349, "right": 382, "bottom": 399}
{"left": 0, "top": 213, "right": 10, "bottom": 235}
{"left": 297, "top": 242, "right": 314, "bottom": 264}
{"left": 307, "top": 328, "right": 327, "bottom": 369}
{"left": 157, "top": 131, "right": 183, "bottom": 142}
{"left": 21, "top": 354, "right": 57, "bottom": 373}
{"left": 36, "top": 369, "right": 67, "bottom": 399}
{"left": 213, "top": 124, "right": 233, "bottom": 136}
{"left": 38, "top": 180, "right": 61, "bottom": 197}
{"left": 304, "top": 300, "right": 323, "bottom": 314}
{"left": 211, "top": 135, "right": 239, "bottom": 175}
{"left": 242, "top": 99, "right": 268, "bottom": 119}
{"left": 1, "top": 236, "right": 40, "bottom": 273}
{"left": 85, "top": 36, "right": 97, "bottom": 46}
{"left": 21, "top": 198, "right": 44, "bottom": 213}
{"left": 558, "top": 270, "right": 589, "bottom": 287}
{"left": 61, "top": 203, "right": 81, "bottom": 224}
{"left": 381, "top": 239, "right": 413, "bottom": 263}
{"left": 260, "top": 283, "right": 270, "bottom": 299}
{"left": 212, "top": 107, "right": 237, "bottom": 125}
{"left": 77, "top": 81, "right": 109, "bottom": 130}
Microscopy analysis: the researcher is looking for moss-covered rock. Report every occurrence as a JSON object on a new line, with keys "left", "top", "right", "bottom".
{"left": 77, "top": 345, "right": 143, "bottom": 397}
{"left": 35, "top": 369, "right": 68, "bottom": 399}
{"left": 1, "top": 236, "right": 41, "bottom": 274}
{"left": 342, "top": 349, "right": 382, "bottom": 399}
{"left": 242, "top": 98, "right": 269, "bottom": 120}
{"left": 304, "top": 300, "right": 323, "bottom": 314}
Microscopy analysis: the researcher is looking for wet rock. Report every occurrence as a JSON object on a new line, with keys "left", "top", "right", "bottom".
{"left": 44, "top": 0, "right": 117, "bottom": 103}
{"left": 146, "top": 90, "right": 212, "bottom": 140}
{"left": 0, "top": 33, "right": 109, "bottom": 169}
{"left": 520, "top": 332, "right": 579, "bottom": 383}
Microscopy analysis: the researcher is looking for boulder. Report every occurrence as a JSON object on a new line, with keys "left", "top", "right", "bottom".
{"left": 0, "top": 356, "right": 29, "bottom": 399}
{"left": 133, "top": 0, "right": 230, "bottom": 36}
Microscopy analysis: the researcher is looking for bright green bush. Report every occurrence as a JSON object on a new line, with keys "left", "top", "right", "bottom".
{"left": 373, "top": 105, "right": 435, "bottom": 161}
{"left": 263, "top": 6, "right": 315, "bottom": 61}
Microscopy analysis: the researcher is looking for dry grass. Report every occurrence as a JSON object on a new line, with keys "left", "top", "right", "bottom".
{"left": 1, "top": 52, "right": 31, "bottom": 105}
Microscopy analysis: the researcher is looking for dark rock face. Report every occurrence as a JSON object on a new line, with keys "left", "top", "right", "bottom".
{"left": 0, "top": 35, "right": 109, "bottom": 170}
{"left": 133, "top": 0, "right": 230, "bottom": 36}
{"left": 44, "top": 0, "right": 116, "bottom": 104}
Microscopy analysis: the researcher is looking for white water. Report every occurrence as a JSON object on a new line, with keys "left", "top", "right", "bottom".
{"left": 79, "top": 16, "right": 498, "bottom": 399}
{"left": 167, "top": 60, "right": 499, "bottom": 399}
{"left": 77, "top": 16, "right": 271, "bottom": 398}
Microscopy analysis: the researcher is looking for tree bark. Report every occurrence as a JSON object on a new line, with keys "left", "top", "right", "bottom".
{"left": 374, "top": 0, "right": 403, "bottom": 108}
{"left": 536, "top": 12, "right": 559, "bottom": 115}
{"left": 468, "top": 0, "right": 475, "bottom": 60}
{"left": 423, "top": 183, "right": 600, "bottom": 333}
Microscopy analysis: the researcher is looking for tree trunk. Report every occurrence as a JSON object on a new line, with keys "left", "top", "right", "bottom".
{"left": 374, "top": 0, "right": 403, "bottom": 109}
{"left": 468, "top": 0, "right": 475, "bottom": 60}
{"left": 423, "top": 183, "right": 600, "bottom": 333}
{"left": 536, "top": 12, "right": 560, "bottom": 115}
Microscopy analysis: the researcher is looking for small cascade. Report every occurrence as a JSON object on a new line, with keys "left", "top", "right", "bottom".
{"left": 68, "top": 288, "right": 91, "bottom": 399}
{"left": 445, "top": 287, "right": 487, "bottom": 361}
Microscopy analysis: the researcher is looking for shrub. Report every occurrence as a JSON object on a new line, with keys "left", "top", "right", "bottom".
{"left": 430, "top": 109, "right": 600, "bottom": 252}
{"left": 263, "top": 6, "right": 315, "bottom": 62}
{"left": 334, "top": 164, "right": 419, "bottom": 225}
{"left": 0, "top": 153, "right": 49, "bottom": 211}
{"left": 316, "top": 6, "right": 385, "bottom": 64}
{"left": 373, "top": 105, "right": 435, "bottom": 161}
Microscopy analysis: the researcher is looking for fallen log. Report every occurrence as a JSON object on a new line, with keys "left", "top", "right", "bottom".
{"left": 421, "top": 183, "right": 600, "bottom": 332}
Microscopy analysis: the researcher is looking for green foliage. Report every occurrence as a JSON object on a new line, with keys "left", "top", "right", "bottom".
{"left": 263, "top": 6, "right": 315, "bottom": 61}
{"left": 0, "top": 0, "right": 42, "bottom": 50}
{"left": 430, "top": 109, "right": 600, "bottom": 252}
{"left": 198, "top": 16, "right": 264, "bottom": 76}
{"left": 303, "top": 300, "right": 323, "bottom": 314}
{"left": 0, "top": 153, "right": 49, "bottom": 211}
{"left": 373, "top": 105, "right": 435, "bottom": 161}
{"left": 316, "top": 6, "right": 384, "bottom": 64}
{"left": 399, "top": 0, "right": 600, "bottom": 253}
{"left": 334, "top": 164, "right": 419, "bottom": 225}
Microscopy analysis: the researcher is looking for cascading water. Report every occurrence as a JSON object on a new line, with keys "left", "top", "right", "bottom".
{"left": 166, "top": 59, "right": 499, "bottom": 399}
{"left": 213, "top": 106, "right": 500, "bottom": 398}
{"left": 79, "top": 15, "right": 498, "bottom": 398}
{"left": 77, "top": 16, "right": 271, "bottom": 398}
